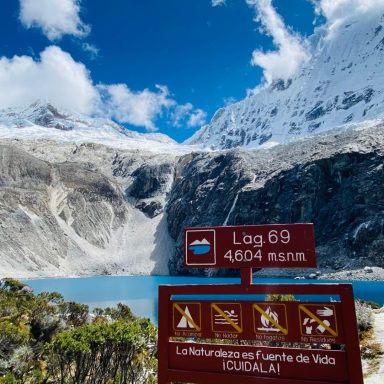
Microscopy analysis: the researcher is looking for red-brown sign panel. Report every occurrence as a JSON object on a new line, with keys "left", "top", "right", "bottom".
{"left": 169, "top": 300, "right": 344, "bottom": 344}
{"left": 184, "top": 224, "right": 316, "bottom": 268}
{"left": 158, "top": 283, "right": 364, "bottom": 384}
{"left": 169, "top": 342, "right": 348, "bottom": 382}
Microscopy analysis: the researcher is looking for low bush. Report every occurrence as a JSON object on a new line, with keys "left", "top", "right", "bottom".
{"left": 355, "top": 300, "right": 373, "bottom": 333}
{"left": 0, "top": 278, "right": 156, "bottom": 383}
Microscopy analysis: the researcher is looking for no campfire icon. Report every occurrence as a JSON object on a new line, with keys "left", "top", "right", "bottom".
{"left": 253, "top": 303, "right": 288, "bottom": 336}
{"left": 185, "top": 229, "right": 216, "bottom": 266}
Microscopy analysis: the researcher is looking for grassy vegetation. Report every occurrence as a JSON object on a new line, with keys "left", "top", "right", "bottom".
{"left": 0, "top": 278, "right": 157, "bottom": 383}
{"left": 355, "top": 299, "right": 383, "bottom": 377}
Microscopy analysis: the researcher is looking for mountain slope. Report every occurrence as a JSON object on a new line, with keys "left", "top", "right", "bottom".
{"left": 187, "top": 12, "right": 384, "bottom": 149}
{"left": 0, "top": 101, "right": 187, "bottom": 154}
{"left": 0, "top": 141, "right": 176, "bottom": 277}
{"left": 169, "top": 123, "right": 384, "bottom": 276}
{"left": 0, "top": 120, "right": 383, "bottom": 278}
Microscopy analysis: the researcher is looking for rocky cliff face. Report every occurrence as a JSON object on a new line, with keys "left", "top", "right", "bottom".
{"left": 187, "top": 11, "right": 384, "bottom": 149}
{"left": 1, "top": 113, "right": 384, "bottom": 278}
{"left": 168, "top": 124, "right": 384, "bottom": 275}
{"left": 0, "top": 140, "right": 176, "bottom": 277}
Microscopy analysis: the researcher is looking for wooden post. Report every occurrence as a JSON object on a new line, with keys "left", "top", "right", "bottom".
{"left": 339, "top": 284, "right": 364, "bottom": 384}
{"left": 240, "top": 267, "right": 253, "bottom": 287}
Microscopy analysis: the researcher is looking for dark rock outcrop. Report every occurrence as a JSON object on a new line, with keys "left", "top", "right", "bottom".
{"left": 1, "top": 122, "right": 384, "bottom": 278}
{"left": 129, "top": 163, "right": 172, "bottom": 199}
{"left": 135, "top": 200, "right": 163, "bottom": 218}
{"left": 167, "top": 124, "right": 384, "bottom": 275}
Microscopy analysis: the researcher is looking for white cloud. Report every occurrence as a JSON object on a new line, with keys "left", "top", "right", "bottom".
{"left": 187, "top": 108, "right": 207, "bottom": 127}
{"left": 170, "top": 103, "right": 207, "bottom": 128}
{"left": 246, "top": 83, "right": 265, "bottom": 97}
{"left": 171, "top": 103, "right": 194, "bottom": 127}
{"left": 246, "top": 0, "right": 310, "bottom": 84}
{"left": 82, "top": 43, "right": 100, "bottom": 59}
{"left": 312, "top": 0, "right": 384, "bottom": 30}
{"left": 98, "top": 84, "right": 176, "bottom": 132}
{"left": 0, "top": 47, "right": 206, "bottom": 132}
{"left": 212, "top": 0, "right": 226, "bottom": 6}
{"left": 19, "top": 0, "right": 90, "bottom": 40}
{"left": 0, "top": 46, "right": 98, "bottom": 114}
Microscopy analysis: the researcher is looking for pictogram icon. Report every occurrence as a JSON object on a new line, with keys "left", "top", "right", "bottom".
{"left": 253, "top": 303, "right": 288, "bottom": 335}
{"left": 173, "top": 302, "right": 201, "bottom": 332}
{"left": 299, "top": 304, "right": 338, "bottom": 337}
{"left": 211, "top": 302, "right": 242, "bottom": 333}
{"left": 185, "top": 229, "right": 216, "bottom": 266}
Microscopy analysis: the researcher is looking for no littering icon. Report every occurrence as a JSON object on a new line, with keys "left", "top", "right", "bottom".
{"left": 299, "top": 304, "right": 338, "bottom": 337}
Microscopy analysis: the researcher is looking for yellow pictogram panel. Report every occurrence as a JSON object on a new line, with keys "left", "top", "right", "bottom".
{"left": 173, "top": 302, "right": 201, "bottom": 332}
{"left": 211, "top": 302, "right": 243, "bottom": 333}
{"left": 253, "top": 303, "right": 288, "bottom": 335}
{"left": 299, "top": 304, "right": 338, "bottom": 337}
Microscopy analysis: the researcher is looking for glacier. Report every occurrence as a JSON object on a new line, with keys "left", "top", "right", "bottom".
{"left": 187, "top": 11, "right": 384, "bottom": 149}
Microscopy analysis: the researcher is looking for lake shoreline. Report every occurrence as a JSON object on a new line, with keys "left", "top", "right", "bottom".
{"left": 21, "top": 275, "right": 384, "bottom": 317}
{"left": 5, "top": 266, "right": 384, "bottom": 282}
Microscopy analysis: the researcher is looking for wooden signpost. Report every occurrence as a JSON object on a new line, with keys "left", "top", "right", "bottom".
{"left": 158, "top": 223, "right": 364, "bottom": 384}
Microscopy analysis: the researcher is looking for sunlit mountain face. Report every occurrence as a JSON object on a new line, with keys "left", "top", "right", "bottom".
{"left": 187, "top": 12, "right": 384, "bottom": 149}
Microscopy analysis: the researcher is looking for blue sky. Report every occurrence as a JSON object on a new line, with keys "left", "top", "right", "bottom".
{"left": 0, "top": 0, "right": 319, "bottom": 142}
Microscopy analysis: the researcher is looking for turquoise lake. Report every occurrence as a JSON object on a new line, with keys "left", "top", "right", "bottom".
{"left": 25, "top": 276, "right": 384, "bottom": 324}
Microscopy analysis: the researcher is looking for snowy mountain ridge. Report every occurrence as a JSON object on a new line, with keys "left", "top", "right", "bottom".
{"left": 187, "top": 11, "right": 384, "bottom": 149}
{"left": 1, "top": 120, "right": 384, "bottom": 279}
{"left": 0, "top": 101, "right": 189, "bottom": 154}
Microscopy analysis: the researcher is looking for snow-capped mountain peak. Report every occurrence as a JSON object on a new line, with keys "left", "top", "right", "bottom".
{"left": 0, "top": 101, "right": 187, "bottom": 154}
{"left": 187, "top": 11, "right": 384, "bottom": 150}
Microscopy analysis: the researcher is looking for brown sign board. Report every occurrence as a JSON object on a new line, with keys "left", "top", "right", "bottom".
{"left": 169, "top": 342, "right": 348, "bottom": 383}
{"left": 158, "top": 283, "right": 364, "bottom": 384}
{"left": 184, "top": 223, "right": 316, "bottom": 269}
{"left": 169, "top": 300, "right": 344, "bottom": 344}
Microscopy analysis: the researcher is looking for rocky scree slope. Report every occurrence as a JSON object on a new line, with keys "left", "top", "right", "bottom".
{"left": 0, "top": 113, "right": 384, "bottom": 278}
{"left": 187, "top": 11, "right": 384, "bottom": 149}
{"left": 168, "top": 124, "right": 384, "bottom": 276}
{"left": 0, "top": 140, "right": 176, "bottom": 277}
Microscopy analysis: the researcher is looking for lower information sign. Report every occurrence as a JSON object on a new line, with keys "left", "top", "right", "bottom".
{"left": 158, "top": 283, "right": 363, "bottom": 384}
{"left": 169, "top": 342, "right": 348, "bottom": 383}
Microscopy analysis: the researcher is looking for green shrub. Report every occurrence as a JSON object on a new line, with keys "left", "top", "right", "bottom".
{"left": 266, "top": 294, "right": 295, "bottom": 301}
{"left": 0, "top": 278, "right": 155, "bottom": 383}
{"left": 47, "top": 318, "right": 157, "bottom": 383}
{"left": 0, "top": 372, "right": 17, "bottom": 384}
{"left": 355, "top": 300, "right": 373, "bottom": 333}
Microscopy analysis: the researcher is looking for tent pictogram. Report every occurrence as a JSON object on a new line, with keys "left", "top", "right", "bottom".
{"left": 299, "top": 304, "right": 338, "bottom": 337}
{"left": 211, "top": 303, "right": 242, "bottom": 333}
{"left": 253, "top": 303, "right": 288, "bottom": 335}
{"left": 173, "top": 302, "right": 201, "bottom": 332}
